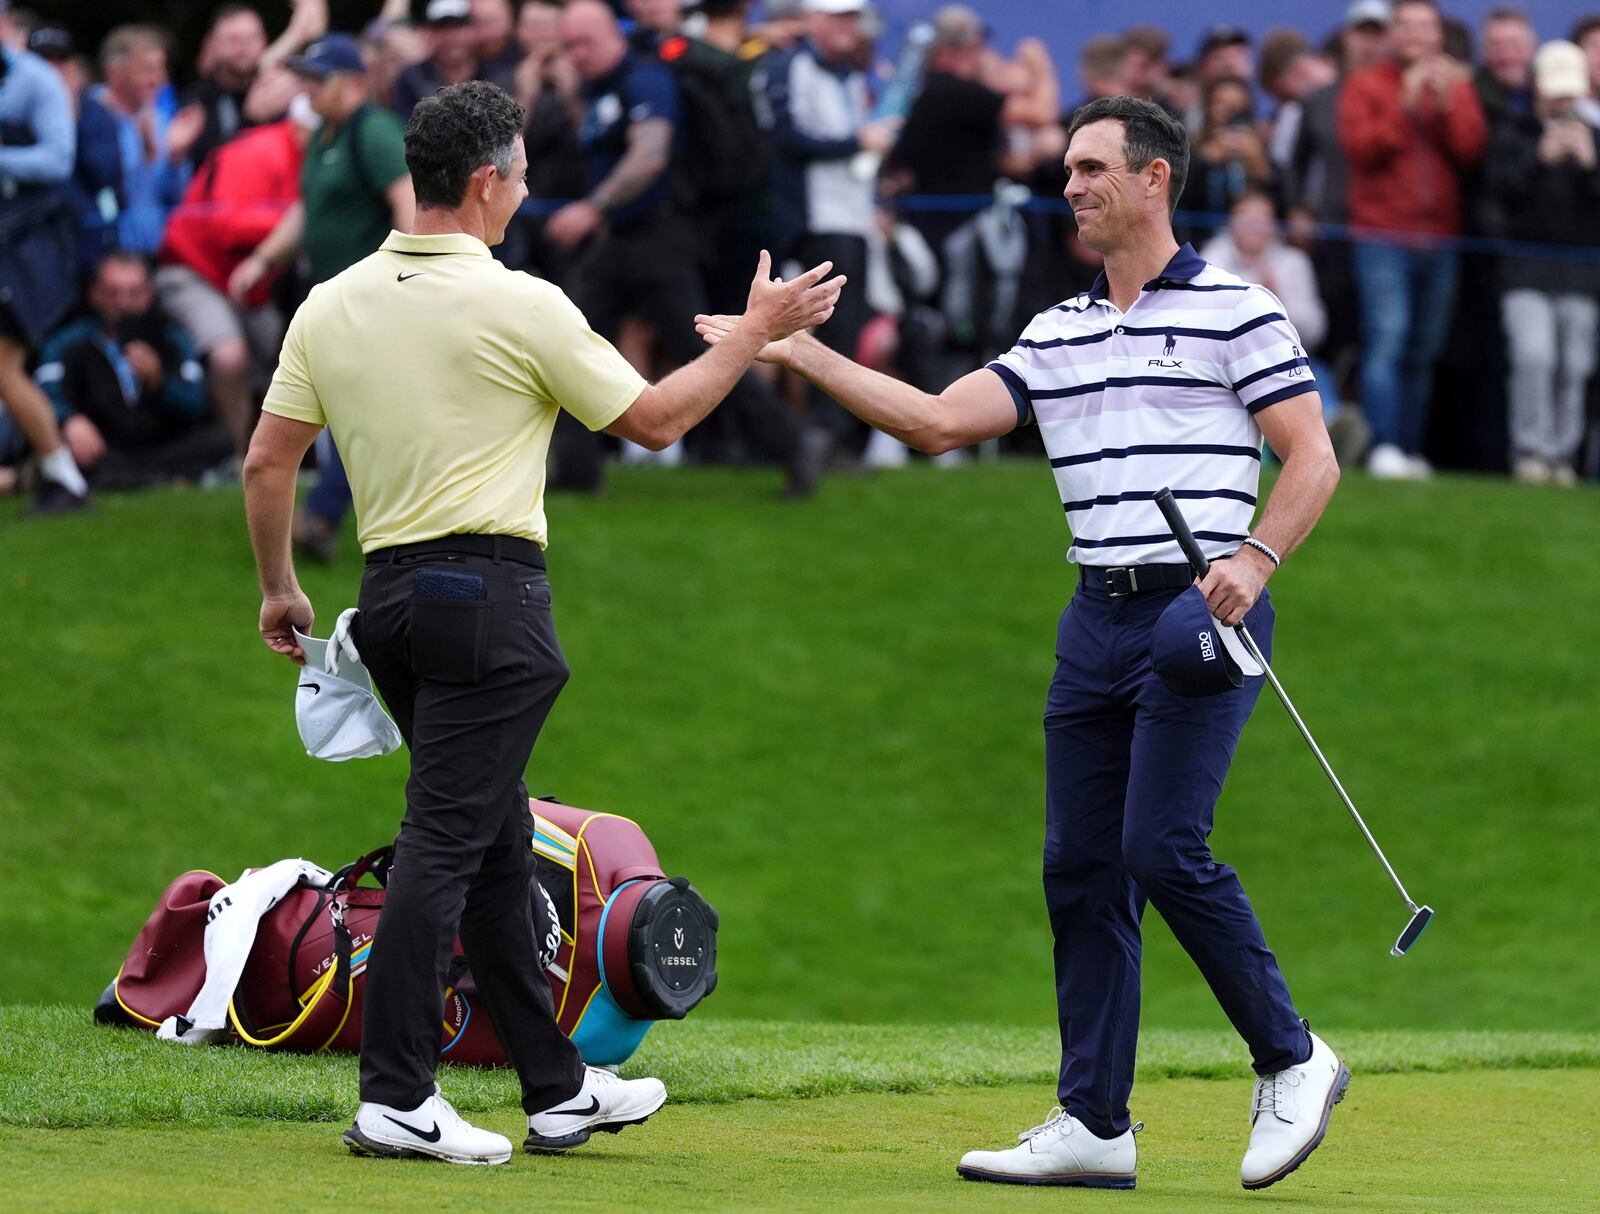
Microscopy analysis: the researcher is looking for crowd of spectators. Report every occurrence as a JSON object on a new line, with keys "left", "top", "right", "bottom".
{"left": 2, "top": 0, "right": 1598, "bottom": 533}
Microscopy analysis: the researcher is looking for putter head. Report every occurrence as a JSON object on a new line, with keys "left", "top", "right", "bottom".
{"left": 1391, "top": 905, "right": 1433, "bottom": 957}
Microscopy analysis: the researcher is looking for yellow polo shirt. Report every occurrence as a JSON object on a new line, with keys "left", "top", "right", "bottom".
{"left": 263, "top": 230, "right": 646, "bottom": 552}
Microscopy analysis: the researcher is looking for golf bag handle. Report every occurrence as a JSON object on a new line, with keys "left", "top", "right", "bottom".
{"left": 1153, "top": 488, "right": 1210, "bottom": 578}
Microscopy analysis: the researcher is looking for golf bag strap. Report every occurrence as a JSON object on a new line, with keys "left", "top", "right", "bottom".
{"left": 338, "top": 846, "right": 394, "bottom": 890}
{"left": 226, "top": 896, "right": 354, "bottom": 1051}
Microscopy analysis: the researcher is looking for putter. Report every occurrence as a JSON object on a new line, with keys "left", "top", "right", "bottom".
{"left": 1152, "top": 488, "right": 1433, "bottom": 958}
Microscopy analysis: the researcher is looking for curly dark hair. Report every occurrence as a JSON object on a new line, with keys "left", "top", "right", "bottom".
{"left": 1067, "top": 96, "right": 1191, "bottom": 217}
{"left": 404, "top": 80, "right": 526, "bottom": 210}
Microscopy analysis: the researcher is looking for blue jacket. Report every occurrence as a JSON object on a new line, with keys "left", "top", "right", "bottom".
{"left": 87, "top": 84, "right": 189, "bottom": 256}
{"left": 0, "top": 47, "right": 79, "bottom": 340}
{"left": 70, "top": 93, "right": 124, "bottom": 275}
{"left": 0, "top": 45, "right": 75, "bottom": 186}
{"left": 36, "top": 313, "right": 206, "bottom": 448}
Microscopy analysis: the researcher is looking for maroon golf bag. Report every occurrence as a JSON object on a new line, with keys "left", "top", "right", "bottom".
{"left": 96, "top": 800, "right": 718, "bottom": 1067}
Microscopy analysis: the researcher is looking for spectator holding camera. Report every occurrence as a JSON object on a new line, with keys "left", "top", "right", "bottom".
{"left": 1340, "top": 0, "right": 1485, "bottom": 479}
{"left": 35, "top": 252, "right": 228, "bottom": 490}
{"left": 1177, "top": 75, "right": 1274, "bottom": 240}
{"left": 1485, "top": 40, "right": 1600, "bottom": 485}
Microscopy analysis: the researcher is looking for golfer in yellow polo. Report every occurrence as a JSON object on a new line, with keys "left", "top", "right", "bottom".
{"left": 242, "top": 80, "right": 843, "bottom": 1166}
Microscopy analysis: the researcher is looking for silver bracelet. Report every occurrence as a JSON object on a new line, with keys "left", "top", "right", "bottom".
{"left": 1243, "top": 537, "right": 1281, "bottom": 567}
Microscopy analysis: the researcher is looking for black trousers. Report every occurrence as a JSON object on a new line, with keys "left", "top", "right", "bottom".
{"left": 553, "top": 212, "right": 800, "bottom": 490}
{"left": 353, "top": 543, "right": 584, "bottom": 1114}
{"left": 786, "top": 233, "right": 870, "bottom": 445}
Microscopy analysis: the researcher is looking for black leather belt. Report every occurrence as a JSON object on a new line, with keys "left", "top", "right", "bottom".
{"left": 1078, "top": 563, "right": 1195, "bottom": 598}
{"left": 366, "top": 534, "right": 546, "bottom": 570}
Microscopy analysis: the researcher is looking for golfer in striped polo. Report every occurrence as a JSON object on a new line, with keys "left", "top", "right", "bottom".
{"left": 697, "top": 96, "right": 1344, "bottom": 1191}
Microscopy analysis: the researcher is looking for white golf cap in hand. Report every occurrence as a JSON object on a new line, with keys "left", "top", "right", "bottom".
{"left": 293, "top": 610, "right": 401, "bottom": 762}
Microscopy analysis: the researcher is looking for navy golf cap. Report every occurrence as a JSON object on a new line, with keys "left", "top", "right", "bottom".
{"left": 28, "top": 25, "right": 75, "bottom": 61}
{"left": 286, "top": 34, "right": 366, "bottom": 77}
{"left": 1151, "top": 586, "right": 1264, "bottom": 698}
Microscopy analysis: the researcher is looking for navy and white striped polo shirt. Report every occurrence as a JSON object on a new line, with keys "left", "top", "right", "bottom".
{"left": 987, "top": 243, "right": 1316, "bottom": 568}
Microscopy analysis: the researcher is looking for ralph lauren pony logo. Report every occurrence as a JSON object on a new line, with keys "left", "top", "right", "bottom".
{"left": 1149, "top": 330, "right": 1182, "bottom": 369}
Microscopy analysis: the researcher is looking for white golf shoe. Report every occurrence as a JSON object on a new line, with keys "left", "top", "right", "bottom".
{"left": 956, "top": 1107, "right": 1140, "bottom": 1189}
{"left": 1241, "top": 1028, "right": 1350, "bottom": 1190}
{"left": 525, "top": 1065, "right": 668, "bottom": 1153}
{"left": 343, "top": 1090, "right": 512, "bottom": 1165}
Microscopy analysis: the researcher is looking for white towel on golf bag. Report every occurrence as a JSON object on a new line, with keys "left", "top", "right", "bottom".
{"left": 157, "top": 858, "right": 333, "bottom": 1044}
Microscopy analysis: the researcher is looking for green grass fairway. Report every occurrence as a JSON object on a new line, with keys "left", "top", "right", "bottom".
{"left": 3, "top": 1015, "right": 1598, "bottom": 1212}
{"left": 5, "top": 466, "right": 1599, "bottom": 1210}
{"left": 3, "top": 466, "right": 1599, "bottom": 1032}
{"left": 6, "top": 1008, "right": 1598, "bottom": 1127}
{"left": 4, "top": 1072, "right": 1597, "bottom": 1213}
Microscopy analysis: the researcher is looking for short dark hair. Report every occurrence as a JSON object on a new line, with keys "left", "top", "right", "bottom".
{"left": 1122, "top": 25, "right": 1169, "bottom": 62}
{"left": 1257, "top": 28, "right": 1308, "bottom": 92}
{"left": 404, "top": 80, "right": 525, "bottom": 210}
{"left": 1230, "top": 184, "right": 1279, "bottom": 216}
{"left": 1483, "top": 4, "right": 1531, "bottom": 28}
{"left": 1574, "top": 15, "right": 1600, "bottom": 44}
{"left": 211, "top": 3, "right": 261, "bottom": 29}
{"left": 1066, "top": 95, "right": 1190, "bottom": 217}
{"left": 93, "top": 249, "right": 151, "bottom": 283}
{"left": 1080, "top": 35, "right": 1128, "bottom": 82}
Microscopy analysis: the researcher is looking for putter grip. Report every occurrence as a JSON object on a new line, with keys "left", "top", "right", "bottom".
{"left": 1153, "top": 488, "right": 1210, "bottom": 577}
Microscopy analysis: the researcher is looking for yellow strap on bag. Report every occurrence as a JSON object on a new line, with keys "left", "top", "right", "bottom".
{"left": 227, "top": 897, "right": 354, "bottom": 1051}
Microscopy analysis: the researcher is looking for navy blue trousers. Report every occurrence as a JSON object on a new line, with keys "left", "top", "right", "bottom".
{"left": 1044, "top": 577, "right": 1309, "bottom": 1139}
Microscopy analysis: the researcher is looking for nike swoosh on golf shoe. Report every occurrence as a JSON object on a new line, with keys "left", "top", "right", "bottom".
{"left": 541, "top": 1097, "right": 600, "bottom": 1118}
{"left": 383, "top": 1114, "right": 442, "bottom": 1142}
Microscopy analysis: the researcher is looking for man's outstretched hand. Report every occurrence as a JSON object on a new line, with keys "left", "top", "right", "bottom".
{"left": 697, "top": 250, "right": 846, "bottom": 363}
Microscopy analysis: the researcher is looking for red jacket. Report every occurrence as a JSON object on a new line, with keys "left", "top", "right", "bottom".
{"left": 159, "top": 120, "right": 304, "bottom": 305}
{"left": 1338, "top": 59, "right": 1487, "bottom": 239}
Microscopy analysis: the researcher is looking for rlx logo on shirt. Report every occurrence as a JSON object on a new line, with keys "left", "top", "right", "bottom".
{"left": 1149, "top": 331, "right": 1182, "bottom": 368}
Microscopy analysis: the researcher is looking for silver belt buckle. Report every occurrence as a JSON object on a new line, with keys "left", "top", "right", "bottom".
{"left": 1107, "top": 566, "right": 1139, "bottom": 597}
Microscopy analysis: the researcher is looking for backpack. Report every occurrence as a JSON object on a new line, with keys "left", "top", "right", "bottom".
{"left": 655, "top": 34, "right": 766, "bottom": 211}
{"left": 95, "top": 799, "right": 718, "bottom": 1068}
